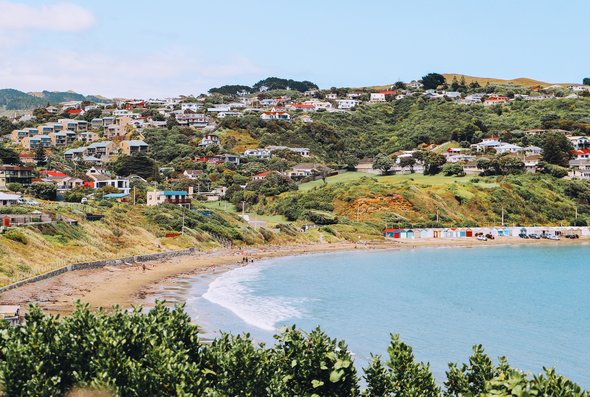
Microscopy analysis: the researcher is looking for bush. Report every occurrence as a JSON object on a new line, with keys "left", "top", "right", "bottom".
{"left": 6, "top": 182, "right": 23, "bottom": 192}
{"left": 2, "top": 229, "right": 28, "bottom": 244}
{"left": 28, "top": 182, "right": 57, "bottom": 201}
{"left": 442, "top": 163, "right": 466, "bottom": 177}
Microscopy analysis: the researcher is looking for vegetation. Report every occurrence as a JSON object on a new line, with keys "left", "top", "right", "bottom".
{"left": 0, "top": 303, "right": 586, "bottom": 396}
{"left": 0, "top": 88, "right": 107, "bottom": 110}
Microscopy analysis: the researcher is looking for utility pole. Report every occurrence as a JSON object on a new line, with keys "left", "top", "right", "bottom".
{"left": 501, "top": 207, "right": 505, "bottom": 226}
{"left": 242, "top": 201, "right": 246, "bottom": 218}
{"left": 133, "top": 186, "right": 136, "bottom": 205}
{"left": 181, "top": 212, "right": 185, "bottom": 235}
{"left": 436, "top": 210, "right": 439, "bottom": 224}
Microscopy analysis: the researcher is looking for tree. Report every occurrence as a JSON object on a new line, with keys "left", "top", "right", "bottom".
{"left": 0, "top": 144, "right": 20, "bottom": 164}
{"left": 542, "top": 131, "right": 573, "bottom": 167}
{"left": 583, "top": 78, "right": 590, "bottom": 85}
{"left": 498, "top": 156, "right": 525, "bottom": 174}
{"left": 421, "top": 73, "right": 446, "bottom": 90}
{"left": 364, "top": 334, "right": 440, "bottom": 397}
{"left": 0, "top": 116, "right": 14, "bottom": 136}
{"left": 373, "top": 154, "right": 394, "bottom": 175}
{"left": 166, "top": 115, "right": 179, "bottom": 130}
{"left": 28, "top": 182, "right": 57, "bottom": 200}
{"left": 34, "top": 145, "right": 46, "bottom": 166}
{"left": 112, "top": 155, "right": 158, "bottom": 179}
{"left": 398, "top": 157, "right": 416, "bottom": 173}
{"left": 83, "top": 108, "right": 102, "bottom": 122}
{"left": 442, "top": 163, "right": 466, "bottom": 177}
{"left": 6, "top": 182, "right": 23, "bottom": 192}
{"left": 423, "top": 152, "right": 447, "bottom": 175}
{"left": 540, "top": 113, "right": 560, "bottom": 129}
{"left": 316, "top": 164, "right": 332, "bottom": 183}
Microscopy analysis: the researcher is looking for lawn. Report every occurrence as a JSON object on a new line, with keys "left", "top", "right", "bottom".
{"left": 298, "top": 172, "right": 479, "bottom": 191}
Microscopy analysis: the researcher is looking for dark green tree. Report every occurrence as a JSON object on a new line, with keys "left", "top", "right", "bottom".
{"left": 28, "top": 182, "right": 57, "bottom": 200}
{"left": 421, "top": 73, "right": 446, "bottom": 90}
{"left": 542, "top": 131, "right": 573, "bottom": 167}
{"left": 373, "top": 154, "right": 394, "bottom": 175}
{"left": 0, "top": 144, "right": 20, "bottom": 164}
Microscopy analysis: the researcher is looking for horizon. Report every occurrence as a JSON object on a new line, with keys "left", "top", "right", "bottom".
{"left": 0, "top": 0, "right": 589, "bottom": 97}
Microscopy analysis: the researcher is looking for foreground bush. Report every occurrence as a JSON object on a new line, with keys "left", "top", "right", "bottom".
{"left": 0, "top": 302, "right": 587, "bottom": 396}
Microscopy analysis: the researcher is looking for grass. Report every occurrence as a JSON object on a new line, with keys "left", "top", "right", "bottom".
{"left": 298, "top": 172, "right": 483, "bottom": 191}
{"left": 298, "top": 172, "right": 367, "bottom": 191}
{"left": 199, "top": 201, "right": 288, "bottom": 224}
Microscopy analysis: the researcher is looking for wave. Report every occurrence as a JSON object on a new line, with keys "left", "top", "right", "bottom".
{"left": 202, "top": 264, "right": 304, "bottom": 331}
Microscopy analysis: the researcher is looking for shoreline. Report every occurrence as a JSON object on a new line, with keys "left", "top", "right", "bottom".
{"left": 1, "top": 237, "right": 588, "bottom": 315}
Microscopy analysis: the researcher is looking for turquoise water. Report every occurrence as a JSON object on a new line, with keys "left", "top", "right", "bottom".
{"left": 185, "top": 246, "right": 590, "bottom": 387}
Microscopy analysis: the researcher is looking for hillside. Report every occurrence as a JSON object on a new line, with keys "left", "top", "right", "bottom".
{"left": 0, "top": 88, "right": 109, "bottom": 110}
{"left": 442, "top": 73, "right": 570, "bottom": 88}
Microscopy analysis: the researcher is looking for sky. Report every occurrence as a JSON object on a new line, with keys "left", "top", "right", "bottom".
{"left": 0, "top": 0, "right": 588, "bottom": 98}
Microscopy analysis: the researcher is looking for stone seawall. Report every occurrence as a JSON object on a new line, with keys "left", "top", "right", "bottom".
{"left": 0, "top": 248, "right": 197, "bottom": 294}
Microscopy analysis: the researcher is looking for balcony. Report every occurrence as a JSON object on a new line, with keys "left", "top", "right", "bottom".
{"left": 165, "top": 198, "right": 191, "bottom": 204}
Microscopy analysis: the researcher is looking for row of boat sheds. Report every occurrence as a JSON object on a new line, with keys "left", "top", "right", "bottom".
{"left": 383, "top": 227, "right": 589, "bottom": 239}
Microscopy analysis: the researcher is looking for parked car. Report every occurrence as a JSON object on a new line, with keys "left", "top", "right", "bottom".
{"left": 80, "top": 197, "right": 88, "bottom": 204}
{"left": 485, "top": 234, "right": 495, "bottom": 240}
{"left": 565, "top": 234, "right": 579, "bottom": 239}
{"left": 477, "top": 235, "right": 488, "bottom": 241}
{"left": 528, "top": 233, "right": 541, "bottom": 239}
{"left": 548, "top": 235, "right": 561, "bottom": 241}
{"left": 518, "top": 233, "right": 529, "bottom": 239}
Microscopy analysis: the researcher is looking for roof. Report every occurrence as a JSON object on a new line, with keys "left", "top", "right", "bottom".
{"left": 87, "top": 141, "right": 112, "bottom": 148}
{"left": 122, "top": 140, "right": 148, "bottom": 146}
{"left": 163, "top": 191, "right": 188, "bottom": 196}
{"left": 67, "top": 109, "right": 82, "bottom": 114}
{"left": 254, "top": 171, "right": 271, "bottom": 177}
{"left": 40, "top": 170, "right": 68, "bottom": 177}
{"left": 103, "top": 193, "right": 129, "bottom": 199}
{"left": 0, "top": 193, "right": 21, "bottom": 200}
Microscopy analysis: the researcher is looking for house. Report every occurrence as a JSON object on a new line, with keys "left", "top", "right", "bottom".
{"left": 85, "top": 141, "right": 115, "bottom": 161}
{"left": 483, "top": 95, "right": 509, "bottom": 106}
{"left": 183, "top": 170, "right": 203, "bottom": 179}
{"left": 199, "top": 134, "right": 220, "bottom": 147}
{"left": 568, "top": 159, "right": 590, "bottom": 179}
{"left": 86, "top": 167, "right": 130, "bottom": 194}
{"left": 523, "top": 146, "right": 542, "bottom": 156}
{"left": 260, "top": 111, "right": 291, "bottom": 121}
{"left": 181, "top": 103, "right": 200, "bottom": 112}
{"left": 355, "top": 158, "right": 379, "bottom": 174}
{"left": 18, "top": 152, "right": 36, "bottom": 165}
{"left": 21, "top": 135, "right": 51, "bottom": 150}
{"left": 48, "top": 131, "right": 76, "bottom": 147}
{"left": 287, "top": 103, "right": 315, "bottom": 112}
{"left": 120, "top": 140, "right": 149, "bottom": 156}
{"left": 300, "top": 115, "right": 313, "bottom": 123}
{"left": 285, "top": 163, "right": 320, "bottom": 178}
{"left": 495, "top": 143, "right": 523, "bottom": 155}
{"left": 472, "top": 138, "right": 502, "bottom": 152}
{"left": 102, "top": 193, "right": 130, "bottom": 202}
{"left": 463, "top": 160, "right": 480, "bottom": 175}
{"left": 243, "top": 148, "right": 271, "bottom": 158}
{"left": 303, "top": 100, "right": 332, "bottom": 110}
{"left": 370, "top": 93, "right": 386, "bottom": 102}
{"left": 215, "top": 154, "right": 241, "bottom": 165}
{"left": 64, "top": 147, "right": 86, "bottom": 161}
{"left": 252, "top": 171, "right": 271, "bottom": 181}
{"left": 336, "top": 99, "right": 359, "bottom": 109}
{"left": 146, "top": 190, "right": 191, "bottom": 208}
{"left": 0, "top": 165, "right": 33, "bottom": 189}
{"left": 0, "top": 192, "right": 21, "bottom": 206}
{"left": 217, "top": 111, "right": 242, "bottom": 118}
{"left": 11, "top": 129, "right": 33, "bottom": 144}
{"left": 569, "top": 136, "right": 590, "bottom": 150}
{"left": 524, "top": 155, "right": 541, "bottom": 173}
{"left": 207, "top": 105, "right": 231, "bottom": 113}
{"left": 325, "top": 93, "right": 337, "bottom": 100}
{"left": 176, "top": 113, "right": 208, "bottom": 127}
{"left": 572, "top": 149, "right": 590, "bottom": 160}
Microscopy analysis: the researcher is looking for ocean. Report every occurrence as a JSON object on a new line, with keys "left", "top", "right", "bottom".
{"left": 184, "top": 245, "right": 590, "bottom": 387}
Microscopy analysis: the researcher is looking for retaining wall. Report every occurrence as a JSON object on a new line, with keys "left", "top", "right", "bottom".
{"left": 0, "top": 248, "right": 197, "bottom": 294}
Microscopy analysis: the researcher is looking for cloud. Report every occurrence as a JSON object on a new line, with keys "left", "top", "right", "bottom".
{"left": 0, "top": 48, "right": 266, "bottom": 97}
{"left": 0, "top": 1, "right": 95, "bottom": 32}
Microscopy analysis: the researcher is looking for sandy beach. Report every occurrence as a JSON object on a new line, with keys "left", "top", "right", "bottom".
{"left": 1, "top": 237, "right": 587, "bottom": 315}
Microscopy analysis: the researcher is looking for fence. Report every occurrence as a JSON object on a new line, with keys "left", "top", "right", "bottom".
{"left": 0, "top": 248, "right": 197, "bottom": 294}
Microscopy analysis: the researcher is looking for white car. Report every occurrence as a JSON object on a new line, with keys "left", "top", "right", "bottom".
{"left": 477, "top": 235, "right": 488, "bottom": 241}
{"left": 548, "top": 235, "right": 560, "bottom": 241}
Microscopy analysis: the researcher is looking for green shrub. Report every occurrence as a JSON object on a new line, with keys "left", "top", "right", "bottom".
{"left": 2, "top": 229, "right": 28, "bottom": 244}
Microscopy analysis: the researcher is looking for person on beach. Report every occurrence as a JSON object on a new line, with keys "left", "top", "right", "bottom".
{"left": 142, "top": 263, "right": 146, "bottom": 272}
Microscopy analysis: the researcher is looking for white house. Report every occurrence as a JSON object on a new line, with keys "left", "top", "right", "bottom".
{"left": 243, "top": 148, "right": 271, "bottom": 158}
{"left": 336, "top": 99, "right": 359, "bottom": 109}
{"left": 199, "top": 134, "right": 220, "bottom": 147}
{"left": 181, "top": 103, "right": 201, "bottom": 112}
{"left": 370, "top": 93, "right": 386, "bottom": 102}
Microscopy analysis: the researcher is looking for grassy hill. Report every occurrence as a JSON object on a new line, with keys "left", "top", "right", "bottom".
{"left": 262, "top": 173, "right": 588, "bottom": 228}
{"left": 443, "top": 74, "right": 570, "bottom": 88}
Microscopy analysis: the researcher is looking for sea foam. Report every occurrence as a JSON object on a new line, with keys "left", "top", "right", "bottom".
{"left": 202, "top": 264, "right": 303, "bottom": 331}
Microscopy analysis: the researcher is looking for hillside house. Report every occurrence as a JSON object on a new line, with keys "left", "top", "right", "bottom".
{"left": 146, "top": 190, "right": 191, "bottom": 208}
{"left": 260, "top": 111, "right": 291, "bottom": 121}
{"left": 85, "top": 141, "right": 115, "bottom": 161}
{"left": 86, "top": 167, "right": 130, "bottom": 194}
{"left": 252, "top": 171, "right": 271, "bottom": 181}
{"left": 199, "top": 134, "right": 220, "bottom": 147}
{"left": 336, "top": 99, "right": 359, "bottom": 109}
{"left": 183, "top": 170, "right": 202, "bottom": 179}
{"left": 176, "top": 113, "right": 208, "bottom": 127}
{"left": 0, "top": 165, "right": 33, "bottom": 189}
{"left": 21, "top": 135, "right": 51, "bottom": 150}
{"left": 0, "top": 192, "right": 21, "bottom": 206}
{"left": 120, "top": 140, "right": 149, "bottom": 156}
{"left": 243, "top": 148, "right": 271, "bottom": 158}
{"left": 569, "top": 159, "right": 590, "bottom": 179}
{"left": 370, "top": 93, "right": 386, "bottom": 102}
